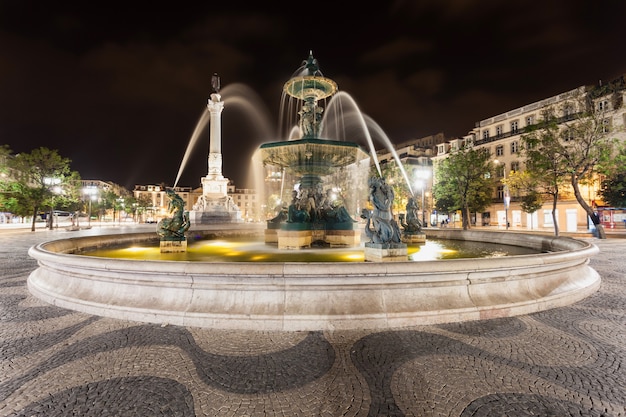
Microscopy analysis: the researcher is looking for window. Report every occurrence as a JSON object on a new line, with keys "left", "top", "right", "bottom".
{"left": 598, "top": 100, "right": 609, "bottom": 111}
{"left": 496, "top": 125, "right": 503, "bottom": 137}
{"left": 510, "top": 141, "right": 519, "bottom": 154}
{"left": 482, "top": 130, "right": 490, "bottom": 140}
{"left": 563, "top": 103, "right": 574, "bottom": 119}
{"left": 525, "top": 115, "right": 535, "bottom": 126}
{"left": 602, "top": 118, "right": 611, "bottom": 133}
{"left": 511, "top": 161, "right": 520, "bottom": 172}
{"left": 495, "top": 145, "right": 504, "bottom": 156}
{"left": 564, "top": 129, "right": 575, "bottom": 142}
{"left": 497, "top": 185, "right": 505, "bottom": 200}
{"left": 511, "top": 120, "right": 519, "bottom": 134}
{"left": 497, "top": 163, "right": 506, "bottom": 178}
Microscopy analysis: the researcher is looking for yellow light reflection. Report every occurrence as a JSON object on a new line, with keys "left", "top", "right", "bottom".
{"left": 200, "top": 240, "right": 239, "bottom": 248}
{"left": 124, "top": 246, "right": 148, "bottom": 252}
{"left": 438, "top": 249, "right": 457, "bottom": 254}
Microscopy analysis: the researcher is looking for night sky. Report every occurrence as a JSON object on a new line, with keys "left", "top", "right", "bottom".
{"left": 2, "top": 1, "right": 626, "bottom": 190}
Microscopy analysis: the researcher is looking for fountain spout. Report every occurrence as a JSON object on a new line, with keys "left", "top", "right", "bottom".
{"left": 283, "top": 52, "right": 337, "bottom": 140}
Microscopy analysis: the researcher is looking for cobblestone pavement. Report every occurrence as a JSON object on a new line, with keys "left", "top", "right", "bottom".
{"left": 1, "top": 228, "right": 624, "bottom": 416}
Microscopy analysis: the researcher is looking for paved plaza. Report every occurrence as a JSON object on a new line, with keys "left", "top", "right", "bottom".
{"left": 0, "top": 226, "right": 624, "bottom": 416}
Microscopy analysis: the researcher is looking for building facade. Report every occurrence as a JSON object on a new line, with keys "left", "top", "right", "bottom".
{"left": 433, "top": 75, "right": 626, "bottom": 231}
{"left": 133, "top": 183, "right": 260, "bottom": 223}
{"left": 375, "top": 133, "right": 445, "bottom": 226}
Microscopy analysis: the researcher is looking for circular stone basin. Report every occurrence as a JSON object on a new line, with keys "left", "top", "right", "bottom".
{"left": 27, "top": 229, "right": 600, "bottom": 331}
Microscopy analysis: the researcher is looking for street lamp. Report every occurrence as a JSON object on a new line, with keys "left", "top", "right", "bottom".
{"left": 414, "top": 168, "right": 431, "bottom": 227}
{"left": 44, "top": 177, "right": 62, "bottom": 230}
{"left": 82, "top": 186, "right": 98, "bottom": 227}
{"left": 494, "top": 160, "right": 509, "bottom": 230}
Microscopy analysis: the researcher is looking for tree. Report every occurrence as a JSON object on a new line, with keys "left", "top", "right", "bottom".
{"left": 380, "top": 161, "right": 412, "bottom": 215}
{"left": 522, "top": 112, "right": 571, "bottom": 237}
{"left": 600, "top": 173, "right": 626, "bottom": 208}
{"left": 135, "top": 194, "right": 154, "bottom": 222}
{"left": 598, "top": 144, "right": 626, "bottom": 208}
{"left": 522, "top": 90, "right": 619, "bottom": 239}
{"left": 433, "top": 146, "right": 494, "bottom": 230}
{"left": 8, "top": 147, "right": 79, "bottom": 231}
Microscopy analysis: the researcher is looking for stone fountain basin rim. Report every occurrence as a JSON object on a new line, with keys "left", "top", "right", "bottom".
{"left": 27, "top": 230, "right": 600, "bottom": 331}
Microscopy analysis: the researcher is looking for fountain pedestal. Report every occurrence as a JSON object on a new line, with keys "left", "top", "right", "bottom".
{"left": 364, "top": 243, "right": 408, "bottom": 262}
{"left": 402, "top": 233, "right": 426, "bottom": 244}
{"left": 276, "top": 226, "right": 360, "bottom": 249}
{"left": 160, "top": 239, "right": 187, "bottom": 253}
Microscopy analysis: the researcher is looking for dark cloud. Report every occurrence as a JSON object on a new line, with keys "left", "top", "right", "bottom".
{"left": 1, "top": 1, "right": 625, "bottom": 189}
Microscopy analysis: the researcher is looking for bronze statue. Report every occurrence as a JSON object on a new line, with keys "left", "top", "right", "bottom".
{"left": 157, "top": 189, "right": 190, "bottom": 241}
{"left": 362, "top": 177, "right": 402, "bottom": 245}
{"left": 400, "top": 196, "right": 422, "bottom": 233}
{"left": 211, "top": 73, "right": 221, "bottom": 93}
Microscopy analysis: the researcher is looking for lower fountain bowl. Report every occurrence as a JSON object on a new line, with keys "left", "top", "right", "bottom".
{"left": 27, "top": 229, "right": 600, "bottom": 331}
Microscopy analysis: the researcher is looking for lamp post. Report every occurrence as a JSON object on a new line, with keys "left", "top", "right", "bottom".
{"left": 494, "top": 160, "right": 509, "bottom": 230}
{"left": 414, "top": 167, "right": 431, "bottom": 227}
{"left": 82, "top": 186, "right": 98, "bottom": 227}
{"left": 44, "top": 177, "right": 62, "bottom": 230}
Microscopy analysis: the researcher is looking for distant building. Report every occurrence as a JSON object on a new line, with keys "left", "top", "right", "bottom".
{"left": 375, "top": 133, "right": 446, "bottom": 226}
{"left": 133, "top": 183, "right": 260, "bottom": 223}
{"left": 229, "top": 186, "right": 261, "bottom": 222}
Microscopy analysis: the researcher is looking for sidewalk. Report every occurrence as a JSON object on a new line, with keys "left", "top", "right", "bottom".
{"left": 0, "top": 227, "right": 624, "bottom": 415}
{"left": 426, "top": 223, "right": 626, "bottom": 239}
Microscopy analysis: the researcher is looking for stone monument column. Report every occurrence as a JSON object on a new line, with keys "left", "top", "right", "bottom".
{"left": 200, "top": 76, "right": 228, "bottom": 199}
{"left": 189, "top": 73, "right": 242, "bottom": 224}
{"left": 207, "top": 92, "right": 225, "bottom": 180}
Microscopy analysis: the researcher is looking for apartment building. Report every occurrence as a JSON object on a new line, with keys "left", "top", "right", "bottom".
{"left": 434, "top": 75, "right": 626, "bottom": 231}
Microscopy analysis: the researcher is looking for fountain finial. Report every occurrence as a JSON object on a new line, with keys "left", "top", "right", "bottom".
{"left": 304, "top": 51, "right": 320, "bottom": 76}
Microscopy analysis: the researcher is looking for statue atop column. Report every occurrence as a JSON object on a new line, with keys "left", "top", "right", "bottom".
{"left": 211, "top": 73, "right": 221, "bottom": 93}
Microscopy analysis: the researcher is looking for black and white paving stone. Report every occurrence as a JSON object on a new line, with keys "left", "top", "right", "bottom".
{"left": 1, "top": 228, "right": 623, "bottom": 416}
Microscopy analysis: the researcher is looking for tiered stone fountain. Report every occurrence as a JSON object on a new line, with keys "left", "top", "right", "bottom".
{"left": 260, "top": 53, "right": 369, "bottom": 249}
{"left": 26, "top": 53, "right": 601, "bottom": 331}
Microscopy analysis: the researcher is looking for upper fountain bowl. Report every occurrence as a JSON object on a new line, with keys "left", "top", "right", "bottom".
{"left": 283, "top": 75, "right": 338, "bottom": 101}
{"left": 259, "top": 138, "right": 369, "bottom": 177}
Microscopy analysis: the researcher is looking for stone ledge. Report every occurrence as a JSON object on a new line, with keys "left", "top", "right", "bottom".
{"left": 28, "top": 230, "right": 601, "bottom": 331}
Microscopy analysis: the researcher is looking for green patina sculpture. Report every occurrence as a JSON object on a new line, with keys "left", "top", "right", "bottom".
{"left": 399, "top": 196, "right": 423, "bottom": 234}
{"left": 361, "top": 176, "right": 402, "bottom": 245}
{"left": 157, "top": 189, "right": 190, "bottom": 241}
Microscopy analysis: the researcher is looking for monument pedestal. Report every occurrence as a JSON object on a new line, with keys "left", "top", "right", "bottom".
{"left": 364, "top": 242, "right": 408, "bottom": 262}
{"left": 190, "top": 193, "right": 242, "bottom": 225}
{"left": 160, "top": 240, "right": 187, "bottom": 253}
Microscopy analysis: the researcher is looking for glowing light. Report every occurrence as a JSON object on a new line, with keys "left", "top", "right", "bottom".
{"left": 124, "top": 247, "right": 150, "bottom": 253}
{"left": 342, "top": 253, "right": 364, "bottom": 261}
{"left": 438, "top": 249, "right": 457, "bottom": 254}
{"left": 200, "top": 240, "right": 238, "bottom": 249}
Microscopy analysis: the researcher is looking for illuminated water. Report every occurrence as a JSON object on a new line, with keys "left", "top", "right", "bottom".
{"left": 82, "top": 237, "right": 538, "bottom": 263}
